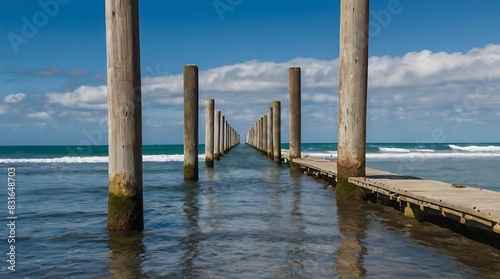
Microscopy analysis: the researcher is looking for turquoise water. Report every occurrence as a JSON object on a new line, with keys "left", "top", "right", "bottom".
{"left": 1, "top": 143, "right": 500, "bottom": 278}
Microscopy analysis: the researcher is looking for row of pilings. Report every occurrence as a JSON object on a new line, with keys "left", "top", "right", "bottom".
{"left": 245, "top": 67, "right": 302, "bottom": 169}
{"left": 184, "top": 65, "right": 240, "bottom": 182}
{"left": 204, "top": 98, "right": 241, "bottom": 168}
{"left": 105, "top": 0, "right": 243, "bottom": 232}
{"left": 105, "top": 0, "right": 368, "bottom": 232}
{"left": 246, "top": 100, "right": 281, "bottom": 163}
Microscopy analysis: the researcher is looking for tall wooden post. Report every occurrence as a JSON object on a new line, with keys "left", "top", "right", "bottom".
{"left": 184, "top": 65, "right": 199, "bottom": 181}
{"left": 257, "top": 118, "right": 261, "bottom": 151}
{"left": 289, "top": 67, "right": 301, "bottom": 171}
{"left": 214, "top": 110, "right": 221, "bottom": 160}
{"left": 267, "top": 107, "right": 273, "bottom": 158}
{"left": 337, "top": 0, "right": 369, "bottom": 199}
{"left": 272, "top": 101, "right": 281, "bottom": 164}
{"left": 263, "top": 115, "right": 268, "bottom": 153}
{"left": 225, "top": 121, "right": 229, "bottom": 153}
{"left": 106, "top": 0, "right": 143, "bottom": 232}
{"left": 261, "top": 118, "right": 265, "bottom": 152}
{"left": 205, "top": 99, "right": 215, "bottom": 168}
{"left": 221, "top": 116, "right": 225, "bottom": 156}
{"left": 228, "top": 125, "right": 232, "bottom": 150}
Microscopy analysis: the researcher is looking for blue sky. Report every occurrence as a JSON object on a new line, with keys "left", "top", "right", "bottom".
{"left": 1, "top": 0, "right": 500, "bottom": 145}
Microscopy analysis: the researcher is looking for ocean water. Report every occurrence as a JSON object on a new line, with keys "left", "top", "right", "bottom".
{"left": 1, "top": 143, "right": 500, "bottom": 278}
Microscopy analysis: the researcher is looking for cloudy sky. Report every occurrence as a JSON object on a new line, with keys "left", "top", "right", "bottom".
{"left": 1, "top": 0, "right": 500, "bottom": 145}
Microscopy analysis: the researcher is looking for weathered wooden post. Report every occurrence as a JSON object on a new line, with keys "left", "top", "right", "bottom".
{"left": 229, "top": 125, "right": 232, "bottom": 149}
{"left": 214, "top": 110, "right": 221, "bottom": 160}
{"left": 254, "top": 123, "right": 257, "bottom": 149}
{"left": 254, "top": 122, "right": 257, "bottom": 149}
{"left": 231, "top": 126, "right": 234, "bottom": 149}
{"left": 221, "top": 116, "right": 225, "bottom": 156}
{"left": 262, "top": 117, "right": 265, "bottom": 152}
{"left": 263, "top": 115, "right": 268, "bottom": 154}
{"left": 225, "top": 121, "right": 229, "bottom": 152}
{"left": 267, "top": 107, "right": 273, "bottom": 158}
{"left": 289, "top": 67, "right": 301, "bottom": 171}
{"left": 226, "top": 120, "right": 229, "bottom": 152}
{"left": 205, "top": 99, "right": 215, "bottom": 168}
{"left": 272, "top": 101, "right": 281, "bottom": 164}
{"left": 252, "top": 126, "right": 255, "bottom": 148}
{"left": 106, "top": 0, "right": 144, "bottom": 232}
{"left": 249, "top": 128, "right": 253, "bottom": 146}
{"left": 337, "top": 0, "right": 369, "bottom": 199}
{"left": 253, "top": 125, "right": 256, "bottom": 148}
{"left": 184, "top": 65, "right": 199, "bottom": 181}
{"left": 229, "top": 126, "right": 232, "bottom": 149}
{"left": 260, "top": 118, "right": 265, "bottom": 152}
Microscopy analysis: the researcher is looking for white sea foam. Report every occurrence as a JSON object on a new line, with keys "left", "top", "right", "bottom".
{"left": 413, "top": 149, "right": 435, "bottom": 153}
{"left": 0, "top": 154, "right": 205, "bottom": 164}
{"left": 304, "top": 151, "right": 500, "bottom": 160}
{"left": 378, "top": 147, "right": 410, "bottom": 153}
{"left": 449, "top": 144, "right": 500, "bottom": 152}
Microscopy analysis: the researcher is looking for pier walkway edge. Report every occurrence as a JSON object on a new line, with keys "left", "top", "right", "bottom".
{"left": 286, "top": 154, "right": 500, "bottom": 235}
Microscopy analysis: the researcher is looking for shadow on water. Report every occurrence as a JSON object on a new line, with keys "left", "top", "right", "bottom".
{"left": 106, "top": 231, "right": 147, "bottom": 279}
{"left": 335, "top": 199, "right": 368, "bottom": 278}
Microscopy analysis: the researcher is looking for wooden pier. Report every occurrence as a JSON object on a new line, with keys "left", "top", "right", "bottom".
{"left": 290, "top": 156, "right": 500, "bottom": 235}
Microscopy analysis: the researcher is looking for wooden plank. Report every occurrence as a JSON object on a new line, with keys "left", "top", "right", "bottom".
{"left": 291, "top": 156, "right": 500, "bottom": 233}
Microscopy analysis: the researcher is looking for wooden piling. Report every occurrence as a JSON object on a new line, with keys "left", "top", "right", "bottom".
{"left": 221, "top": 116, "right": 225, "bottom": 156}
{"left": 214, "top": 110, "right": 221, "bottom": 160}
{"left": 272, "top": 101, "right": 281, "bottom": 164}
{"left": 337, "top": 0, "right": 369, "bottom": 199}
{"left": 257, "top": 118, "right": 261, "bottom": 151}
{"left": 184, "top": 65, "right": 199, "bottom": 181}
{"left": 106, "top": 0, "right": 144, "bottom": 232}
{"left": 289, "top": 67, "right": 301, "bottom": 171}
{"left": 205, "top": 99, "right": 215, "bottom": 168}
{"left": 263, "top": 115, "right": 268, "bottom": 154}
{"left": 267, "top": 107, "right": 273, "bottom": 158}
{"left": 225, "top": 121, "right": 229, "bottom": 152}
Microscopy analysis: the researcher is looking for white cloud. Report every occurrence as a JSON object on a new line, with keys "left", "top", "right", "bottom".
{"left": 368, "top": 44, "right": 500, "bottom": 88}
{"left": 46, "top": 86, "right": 107, "bottom": 110}
{"left": 35, "top": 44, "right": 500, "bottom": 142}
{"left": 4, "top": 93, "right": 26, "bottom": 103}
{"left": 0, "top": 105, "right": 6, "bottom": 115}
{"left": 27, "top": 111, "right": 51, "bottom": 120}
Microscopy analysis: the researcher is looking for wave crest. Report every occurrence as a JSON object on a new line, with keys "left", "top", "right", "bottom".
{"left": 449, "top": 145, "right": 500, "bottom": 152}
{"left": 0, "top": 154, "right": 205, "bottom": 164}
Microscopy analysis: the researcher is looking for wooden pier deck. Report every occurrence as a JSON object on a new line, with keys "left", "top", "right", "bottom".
{"left": 291, "top": 156, "right": 500, "bottom": 235}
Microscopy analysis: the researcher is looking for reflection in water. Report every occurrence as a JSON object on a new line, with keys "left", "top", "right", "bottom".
{"left": 366, "top": 203, "right": 500, "bottom": 278}
{"left": 287, "top": 171, "right": 306, "bottom": 276}
{"left": 181, "top": 183, "right": 200, "bottom": 278}
{"left": 335, "top": 199, "right": 367, "bottom": 278}
{"left": 106, "top": 231, "right": 146, "bottom": 279}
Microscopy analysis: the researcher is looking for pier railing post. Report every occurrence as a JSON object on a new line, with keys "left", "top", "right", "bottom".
{"left": 337, "top": 0, "right": 369, "bottom": 199}
{"left": 272, "top": 101, "right": 281, "bottom": 164}
{"left": 184, "top": 65, "right": 199, "bottom": 181}
{"left": 205, "top": 99, "right": 215, "bottom": 168}
{"left": 214, "top": 110, "right": 221, "bottom": 160}
{"left": 289, "top": 67, "right": 301, "bottom": 171}
{"left": 106, "top": 0, "right": 144, "bottom": 231}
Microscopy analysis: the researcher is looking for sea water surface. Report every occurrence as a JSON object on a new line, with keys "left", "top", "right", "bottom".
{"left": 1, "top": 143, "right": 500, "bottom": 278}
